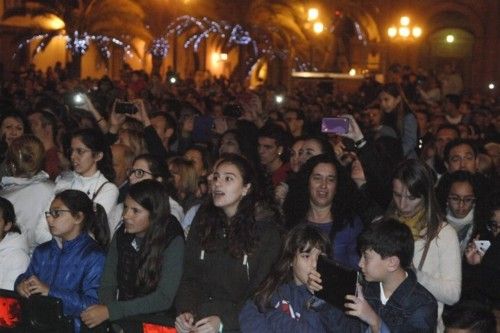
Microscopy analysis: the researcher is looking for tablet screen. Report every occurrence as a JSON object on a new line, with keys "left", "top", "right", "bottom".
{"left": 315, "top": 255, "right": 357, "bottom": 309}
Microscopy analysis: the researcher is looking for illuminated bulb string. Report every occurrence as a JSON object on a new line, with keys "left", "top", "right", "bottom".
{"left": 14, "top": 30, "right": 133, "bottom": 60}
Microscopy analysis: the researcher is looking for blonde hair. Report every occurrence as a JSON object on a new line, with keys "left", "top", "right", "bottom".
{"left": 118, "top": 129, "right": 148, "bottom": 158}
{"left": 168, "top": 156, "right": 198, "bottom": 197}
{"left": 7, "top": 135, "right": 45, "bottom": 177}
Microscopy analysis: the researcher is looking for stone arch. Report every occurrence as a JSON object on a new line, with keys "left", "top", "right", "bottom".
{"left": 420, "top": 2, "right": 484, "bottom": 38}
{"left": 419, "top": 1, "right": 485, "bottom": 92}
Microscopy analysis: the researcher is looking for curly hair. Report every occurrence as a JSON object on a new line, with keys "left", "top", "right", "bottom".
{"left": 284, "top": 154, "right": 358, "bottom": 234}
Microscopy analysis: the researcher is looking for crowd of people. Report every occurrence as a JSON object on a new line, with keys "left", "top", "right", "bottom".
{"left": 0, "top": 61, "right": 498, "bottom": 333}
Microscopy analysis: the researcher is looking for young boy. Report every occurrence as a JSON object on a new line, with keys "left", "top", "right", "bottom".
{"left": 345, "top": 218, "right": 438, "bottom": 333}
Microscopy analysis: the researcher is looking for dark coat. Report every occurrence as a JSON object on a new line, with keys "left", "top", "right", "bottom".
{"left": 363, "top": 270, "right": 438, "bottom": 333}
{"left": 175, "top": 208, "right": 282, "bottom": 332}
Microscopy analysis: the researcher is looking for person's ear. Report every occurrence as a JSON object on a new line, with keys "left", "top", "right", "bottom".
{"left": 3, "top": 221, "right": 12, "bottom": 232}
{"left": 386, "top": 256, "right": 400, "bottom": 272}
{"left": 165, "top": 128, "right": 174, "bottom": 139}
{"left": 242, "top": 184, "right": 251, "bottom": 197}
{"left": 94, "top": 151, "right": 103, "bottom": 162}
{"left": 278, "top": 146, "right": 284, "bottom": 157}
{"left": 74, "top": 212, "right": 84, "bottom": 225}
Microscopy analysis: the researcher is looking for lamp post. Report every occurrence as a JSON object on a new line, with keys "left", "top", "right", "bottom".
{"left": 387, "top": 16, "right": 422, "bottom": 41}
{"left": 386, "top": 15, "right": 422, "bottom": 73}
{"left": 307, "top": 7, "right": 324, "bottom": 69}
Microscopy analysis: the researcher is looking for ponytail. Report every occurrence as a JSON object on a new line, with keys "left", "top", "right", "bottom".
{"left": 90, "top": 202, "right": 110, "bottom": 250}
{"left": 54, "top": 190, "right": 110, "bottom": 250}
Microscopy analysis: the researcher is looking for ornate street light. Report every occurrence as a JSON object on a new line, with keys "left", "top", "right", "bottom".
{"left": 387, "top": 16, "right": 422, "bottom": 41}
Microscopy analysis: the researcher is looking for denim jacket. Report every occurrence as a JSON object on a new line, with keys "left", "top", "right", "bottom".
{"left": 363, "top": 270, "right": 437, "bottom": 333}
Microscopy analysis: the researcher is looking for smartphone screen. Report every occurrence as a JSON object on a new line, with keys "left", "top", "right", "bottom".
{"left": 321, "top": 117, "right": 349, "bottom": 134}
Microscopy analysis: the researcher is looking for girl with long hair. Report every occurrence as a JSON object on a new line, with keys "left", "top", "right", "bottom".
{"left": 175, "top": 154, "right": 282, "bottom": 333}
{"left": 285, "top": 154, "right": 363, "bottom": 269}
{"left": 386, "top": 159, "right": 461, "bottom": 332}
{"left": 81, "top": 180, "right": 184, "bottom": 331}
{"left": 126, "top": 153, "right": 184, "bottom": 223}
{"left": 15, "top": 190, "right": 108, "bottom": 332}
{"left": 379, "top": 83, "right": 419, "bottom": 158}
{"left": 240, "top": 224, "right": 358, "bottom": 332}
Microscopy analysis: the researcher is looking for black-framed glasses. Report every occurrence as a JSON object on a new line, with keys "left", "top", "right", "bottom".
{"left": 45, "top": 209, "right": 72, "bottom": 218}
{"left": 448, "top": 195, "right": 476, "bottom": 206}
{"left": 127, "top": 168, "right": 153, "bottom": 179}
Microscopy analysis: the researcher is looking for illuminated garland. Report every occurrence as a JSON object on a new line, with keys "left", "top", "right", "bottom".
{"left": 15, "top": 30, "right": 134, "bottom": 60}
{"left": 150, "top": 37, "right": 169, "bottom": 57}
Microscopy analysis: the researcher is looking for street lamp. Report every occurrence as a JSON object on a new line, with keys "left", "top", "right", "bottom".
{"left": 387, "top": 15, "right": 422, "bottom": 41}
{"left": 306, "top": 8, "right": 324, "bottom": 69}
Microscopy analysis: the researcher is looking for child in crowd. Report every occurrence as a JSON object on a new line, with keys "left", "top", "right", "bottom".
{"left": 239, "top": 224, "right": 361, "bottom": 332}
{"left": 15, "top": 190, "right": 107, "bottom": 332}
{"left": 0, "top": 197, "right": 29, "bottom": 290}
{"left": 344, "top": 218, "right": 438, "bottom": 332}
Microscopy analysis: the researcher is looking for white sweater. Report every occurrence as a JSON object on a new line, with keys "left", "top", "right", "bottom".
{"left": 0, "top": 171, "right": 55, "bottom": 253}
{"left": 414, "top": 223, "right": 461, "bottom": 332}
{"left": 0, "top": 232, "right": 30, "bottom": 290}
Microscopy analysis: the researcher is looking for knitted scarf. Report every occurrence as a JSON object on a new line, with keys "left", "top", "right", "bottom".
{"left": 396, "top": 208, "right": 426, "bottom": 240}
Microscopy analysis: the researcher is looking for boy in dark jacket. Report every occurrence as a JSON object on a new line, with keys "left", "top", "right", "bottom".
{"left": 345, "top": 218, "right": 438, "bottom": 333}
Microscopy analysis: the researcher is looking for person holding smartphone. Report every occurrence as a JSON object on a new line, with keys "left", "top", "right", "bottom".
{"left": 463, "top": 191, "right": 500, "bottom": 331}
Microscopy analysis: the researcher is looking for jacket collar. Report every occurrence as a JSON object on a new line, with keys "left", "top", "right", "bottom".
{"left": 53, "top": 232, "right": 91, "bottom": 251}
{"left": 363, "top": 269, "right": 418, "bottom": 309}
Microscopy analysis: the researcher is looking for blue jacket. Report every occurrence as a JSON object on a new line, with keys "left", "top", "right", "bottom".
{"left": 239, "top": 283, "right": 363, "bottom": 333}
{"left": 15, "top": 233, "right": 105, "bottom": 332}
{"left": 362, "top": 270, "right": 437, "bottom": 333}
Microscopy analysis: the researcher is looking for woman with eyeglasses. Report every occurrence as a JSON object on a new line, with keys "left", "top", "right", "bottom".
{"left": 15, "top": 190, "right": 107, "bottom": 332}
{"left": 386, "top": 159, "right": 461, "bottom": 332}
{"left": 128, "top": 154, "right": 183, "bottom": 219}
{"left": 35, "top": 128, "right": 119, "bottom": 245}
{"left": 438, "top": 171, "right": 479, "bottom": 254}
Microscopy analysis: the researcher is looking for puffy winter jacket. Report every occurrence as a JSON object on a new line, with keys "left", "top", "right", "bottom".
{"left": 15, "top": 233, "right": 105, "bottom": 332}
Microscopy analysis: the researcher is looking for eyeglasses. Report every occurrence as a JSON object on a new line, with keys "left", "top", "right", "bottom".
{"left": 448, "top": 195, "right": 476, "bottom": 206}
{"left": 45, "top": 209, "right": 72, "bottom": 218}
{"left": 127, "top": 168, "right": 153, "bottom": 179}
{"left": 68, "top": 148, "right": 92, "bottom": 156}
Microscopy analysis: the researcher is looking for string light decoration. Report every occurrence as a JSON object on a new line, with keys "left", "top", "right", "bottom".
{"left": 15, "top": 30, "right": 133, "bottom": 60}
{"left": 150, "top": 37, "right": 169, "bottom": 57}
